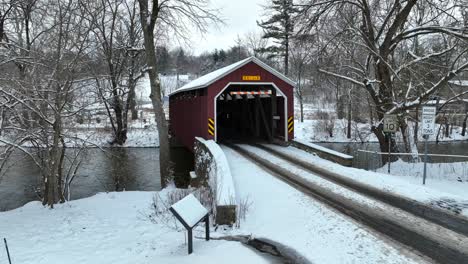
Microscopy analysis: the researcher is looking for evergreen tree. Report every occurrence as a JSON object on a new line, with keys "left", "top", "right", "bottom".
{"left": 212, "top": 49, "right": 219, "bottom": 64}
{"left": 156, "top": 46, "right": 170, "bottom": 74}
{"left": 257, "top": 0, "right": 298, "bottom": 75}
{"left": 219, "top": 49, "right": 227, "bottom": 62}
{"left": 175, "top": 48, "right": 187, "bottom": 87}
{"left": 176, "top": 48, "right": 187, "bottom": 72}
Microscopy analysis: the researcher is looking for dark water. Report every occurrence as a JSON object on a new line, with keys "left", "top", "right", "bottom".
{"left": 0, "top": 147, "right": 193, "bottom": 211}
{"left": 316, "top": 141, "right": 468, "bottom": 170}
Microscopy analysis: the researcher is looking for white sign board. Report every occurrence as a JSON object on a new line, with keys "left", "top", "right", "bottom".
{"left": 171, "top": 194, "right": 208, "bottom": 228}
{"left": 421, "top": 106, "right": 436, "bottom": 135}
{"left": 383, "top": 114, "right": 398, "bottom": 133}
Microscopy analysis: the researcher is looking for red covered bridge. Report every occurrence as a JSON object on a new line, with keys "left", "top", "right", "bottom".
{"left": 169, "top": 57, "right": 295, "bottom": 150}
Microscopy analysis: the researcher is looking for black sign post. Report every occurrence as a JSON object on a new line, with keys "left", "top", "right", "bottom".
{"left": 4, "top": 238, "right": 11, "bottom": 264}
{"left": 383, "top": 114, "right": 398, "bottom": 174}
{"left": 169, "top": 194, "right": 210, "bottom": 254}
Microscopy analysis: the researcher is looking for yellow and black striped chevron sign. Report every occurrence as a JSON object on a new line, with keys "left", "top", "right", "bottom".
{"left": 208, "top": 118, "right": 215, "bottom": 136}
{"left": 288, "top": 116, "right": 294, "bottom": 133}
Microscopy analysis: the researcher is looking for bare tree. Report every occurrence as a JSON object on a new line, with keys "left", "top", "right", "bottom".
{"left": 82, "top": 0, "right": 146, "bottom": 145}
{"left": 137, "top": 0, "right": 221, "bottom": 187}
{"left": 298, "top": 0, "right": 468, "bottom": 159}
{"left": 243, "top": 31, "right": 269, "bottom": 58}
{"left": 290, "top": 33, "right": 315, "bottom": 123}
{"left": 0, "top": 0, "right": 93, "bottom": 206}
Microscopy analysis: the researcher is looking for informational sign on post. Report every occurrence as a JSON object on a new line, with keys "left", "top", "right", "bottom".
{"left": 383, "top": 114, "right": 398, "bottom": 173}
{"left": 422, "top": 106, "right": 436, "bottom": 135}
{"left": 170, "top": 194, "right": 209, "bottom": 254}
{"left": 383, "top": 114, "right": 398, "bottom": 133}
{"left": 421, "top": 106, "right": 436, "bottom": 185}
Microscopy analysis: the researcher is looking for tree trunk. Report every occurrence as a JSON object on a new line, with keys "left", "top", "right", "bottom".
{"left": 367, "top": 95, "right": 374, "bottom": 124}
{"left": 0, "top": 107, "right": 4, "bottom": 136}
{"left": 284, "top": 31, "right": 289, "bottom": 75}
{"left": 299, "top": 98, "right": 304, "bottom": 123}
{"left": 111, "top": 87, "right": 128, "bottom": 145}
{"left": 445, "top": 117, "right": 449, "bottom": 137}
{"left": 400, "top": 117, "right": 419, "bottom": 161}
{"left": 372, "top": 124, "right": 398, "bottom": 165}
{"left": 128, "top": 56, "right": 139, "bottom": 121}
{"left": 347, "top": 98, "right": 351, "bottom": 139}
{"left": 461, "top": 113, "right": 467, "bottom": 136}
{"left": 413, "top": 107, "right": 419, "bottom": 143}
{"left": 44, "top": 116, "right": 62, "bottom": 207}
{"left": 139, "top": 4, "right": 171, "bottom": 187}
{"left": 113, "top": 109, "right": 127, "bottom": 145}
{"left": 57, "top": 138, "right": 66, "bottom": 203}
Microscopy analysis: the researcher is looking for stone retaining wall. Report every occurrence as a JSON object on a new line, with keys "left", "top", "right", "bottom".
{"left": 193, "top": 138, "right": 237, "bottom": 225}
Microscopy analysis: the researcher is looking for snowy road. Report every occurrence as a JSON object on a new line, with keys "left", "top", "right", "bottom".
{"left": 222, "top": 146, "right": 431, "bottom": 264}
{"left": 224, "top": 144, "right": 468, "bottom": 264}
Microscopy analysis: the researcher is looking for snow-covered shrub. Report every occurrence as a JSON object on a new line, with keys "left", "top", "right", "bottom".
{"left": 314, "top": 118, "right": 335, "bottom": 138}
{"left": 235, "top": 196, "right": 252, "bottom": 228}
{"left": 324, "top": 118, "right": 335, "bottom": 137}
{"left": 76, "top": 115, "right": 84, "bottom": 124}
{"left": 149, "top": 188, "right": 214, "bottom": 230}
{"left": 312, "top": 110, "right": 336, "bottom": 138}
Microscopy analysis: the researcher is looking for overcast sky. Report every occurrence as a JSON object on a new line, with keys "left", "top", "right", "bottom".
{"left": 188, "top": 0, "right": 267, "bottom": 55}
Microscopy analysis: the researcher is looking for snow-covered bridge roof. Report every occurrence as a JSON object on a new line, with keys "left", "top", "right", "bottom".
{"left": 169, "top": 56, "right": 295, "bottom": 96}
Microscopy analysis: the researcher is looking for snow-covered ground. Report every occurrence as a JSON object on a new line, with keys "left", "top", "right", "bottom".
{"left": 377, "top": 159, "right": 468, "bottom": 183}
{"left": 65, "top": 126, "right": 159, "bottom": 148}
{"left": 295, "top": 119, "right": 378, "bottom": 143}
{"left": 136, "top": 74, "right": 190, "bottom": 100}
{"left": 0, "top": 191, "right": 273, "bottom": 264}
{"left": 0, "top": 153, "right": 430, "bottom": 264}
{"left": 294, "top": 101, "right": 468, "bottom": 143}
{"left": 295, "top": 118, "right": 468, "bottom": 143}
{"left": 264, "top": 144, "right": 468, "bottom": 217}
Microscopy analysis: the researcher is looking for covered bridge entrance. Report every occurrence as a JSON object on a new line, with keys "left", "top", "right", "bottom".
{"left": 169, "top": 57, "right": 295, "bottom": 150}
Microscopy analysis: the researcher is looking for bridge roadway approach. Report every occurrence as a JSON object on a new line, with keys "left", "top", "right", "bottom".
{"left": 224, "top": 143, "right": 468, "bottom": 264}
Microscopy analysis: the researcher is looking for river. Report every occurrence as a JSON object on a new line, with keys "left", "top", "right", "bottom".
{"left": 0, "top": 147, "right": 193, "bottom": 211}
{"left": 2, "top": 141, "right": 466, "bottom": 211}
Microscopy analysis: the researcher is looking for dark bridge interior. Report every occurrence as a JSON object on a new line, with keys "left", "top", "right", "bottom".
{"left": 216, "top": 84, "right": 285, "bottom": 142}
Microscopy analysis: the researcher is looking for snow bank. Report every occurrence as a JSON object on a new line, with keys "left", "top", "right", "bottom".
{"left": 375, "top": 159, "right": 468, "bottom": 199}
{"left": 377, "top": 159, "right": 468, "bottom": 182}
{"left": 294, "top": 139, "right": 353, "bottom": 159}
{"left": 266, "top": 145, "right": 468, "bottom": 216}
